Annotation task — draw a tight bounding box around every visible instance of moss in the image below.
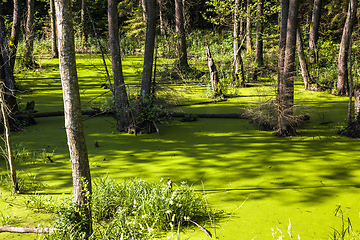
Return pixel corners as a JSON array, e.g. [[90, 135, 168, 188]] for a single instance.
[[1, 55, 360, 239]]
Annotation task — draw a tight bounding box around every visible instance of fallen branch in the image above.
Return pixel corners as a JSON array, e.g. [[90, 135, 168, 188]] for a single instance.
[[0, 226, 54, 234], [171, 112, 253, 119], [13, 109, 103, 119]]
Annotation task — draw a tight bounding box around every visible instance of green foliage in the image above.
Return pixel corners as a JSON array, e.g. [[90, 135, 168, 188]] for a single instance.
[[24, 192, 57, 213], [13, 143, 56, 164], [0, 171, 44, 193], [46, 177, 209, 240], [335, 118, 360, 139]]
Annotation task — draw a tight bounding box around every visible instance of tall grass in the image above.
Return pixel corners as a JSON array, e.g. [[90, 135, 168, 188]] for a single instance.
[[44, 177, 209, 240]]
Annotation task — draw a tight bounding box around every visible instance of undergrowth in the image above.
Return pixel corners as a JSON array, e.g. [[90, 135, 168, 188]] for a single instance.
[[42, 177, 209, 240]]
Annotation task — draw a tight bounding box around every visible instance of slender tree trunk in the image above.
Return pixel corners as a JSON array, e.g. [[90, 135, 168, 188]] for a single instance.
[[175, 0, 189, 71], [305, 0, 313, 41], [277, 0, 289, 97], [9, 0, 22, 71], [348, 38, 353, 125], [108, 0, 129, 131], [81, 0, 88, 46], [159, 0, 165, 36], [50, 0, 58, 58], [54, 0, 92, 237], [246, 0, 252, 53], [140, 0, 156, 98], [0, 83, 18, 194], [142, 0, 147, 22], [276, 0, 299, 137], [234, 0, 240, 72], [255, 0, 263, 66], [308, 0, 321, 63], [206, 44, 222, 97], [337, 0, 357, 96], [296, 25, 311, 90], [0, 2, 18, 112], [23, 0, 37, 68]]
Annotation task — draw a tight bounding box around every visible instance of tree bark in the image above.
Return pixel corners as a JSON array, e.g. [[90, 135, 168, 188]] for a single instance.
[[246, 0, 252, 53], [0, 226, 54, 233], [206, 44, 222, 97], [255, 0, 263, 66], [234, 0, 240, 74], [159, 0, 165, 36], [276, 0, 299, 137], [0, 84, 18, 194], [23, 0, 37, 68], [50, 0, 58, 58], [142, 0, 147, 22], [54, 0, 92, 237], [81, 0, 88, 45], [337, 0, 357, 96], [305, 0, 313, 41], [175, 0, 189, 71], [277, 0, 289, 97], [0, 2, 18, 112], [9, 0, 22, 71], [141, 0, 156, 98], [108, 0, 130, 131], [308, 0, 322, 63], [296, 25, 311, 90]]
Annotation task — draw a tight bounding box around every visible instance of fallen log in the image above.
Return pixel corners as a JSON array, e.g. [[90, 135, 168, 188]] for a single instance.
[[0, 226, 54, 234], [171, 112, 253, 119], [13, 110, 102, 119]]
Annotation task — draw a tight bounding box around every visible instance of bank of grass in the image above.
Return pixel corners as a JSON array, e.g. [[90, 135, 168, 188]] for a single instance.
[[0, 54, 360, 239]]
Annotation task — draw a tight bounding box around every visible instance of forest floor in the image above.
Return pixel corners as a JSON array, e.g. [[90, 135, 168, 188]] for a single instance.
[[0, 55, 360, 239]]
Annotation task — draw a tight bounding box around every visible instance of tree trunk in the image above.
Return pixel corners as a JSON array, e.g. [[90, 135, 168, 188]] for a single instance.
[[54, 0, 92, 237], [159, 0, 165, 36], [81, 0, 88, 46], [140, 0, 156, 98], [277, 0, 289, 97], [0, 84, 18, 194], [23, 0, 37, 68], [0, 226, 54, 233], [337, 0, 357, 96], [276, 0, 299, 137], [142, 0, 147, 22], [175, 0, 189, 71], [296, 25, 311, 90], [305, 0, 313, 41], [206, 44, 222, 97], [246, 0, 252, 53], [108, 0, 130, 131], [234, 0, 240, 75], [50, 0, 58, 58], [255, 0, 263, 66], [308, 0, 321, 63], [0, 2, 18, 112], [354, 88, 360, 116], [9, 0, 22, 71]]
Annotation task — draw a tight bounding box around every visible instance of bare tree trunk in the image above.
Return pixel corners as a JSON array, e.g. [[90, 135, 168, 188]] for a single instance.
[[337, 0, 357, 96], [81, 0, 88, 46], [246, 0, 252, 53], [276, 0, 299, 137], [108, 0, 129, 131], [9, 0, 22, 71], [348, 38, 353, 125], [50, 0, 58, 58], [175, 0, 189, 71], [234, 0, 240, 74], [206, 44, 222, 97], [255, 0, 263, 66], [23, 0, 37, 68], [54, 0, 92, 237], [159, 0, 165, 36], [141, 0, 156, 98], [277, 0, 289, 97], [305, 0, 313, 41], [142, 0, 147, 22], [0, 2, 18, 112], [308, 0, 322, 63], [0, 83, 18, 194], [296, 25, 311, 90]]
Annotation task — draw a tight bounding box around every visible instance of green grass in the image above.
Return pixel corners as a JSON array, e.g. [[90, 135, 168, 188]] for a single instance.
[[0, 54, 360, 239]]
